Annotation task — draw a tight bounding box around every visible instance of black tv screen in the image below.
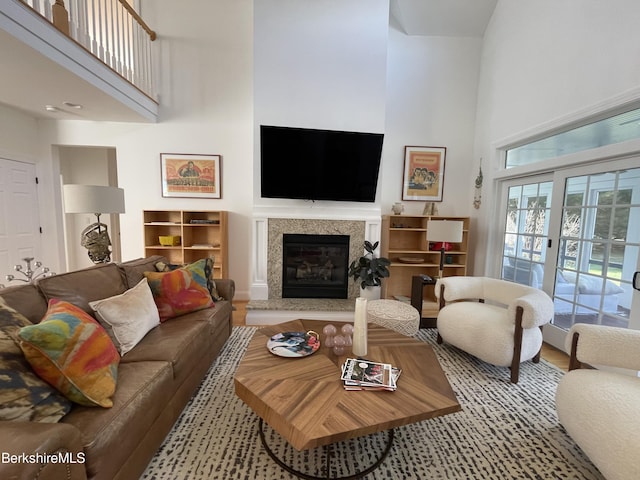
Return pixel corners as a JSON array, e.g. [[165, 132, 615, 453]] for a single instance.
[[260, 125, 384, 202]]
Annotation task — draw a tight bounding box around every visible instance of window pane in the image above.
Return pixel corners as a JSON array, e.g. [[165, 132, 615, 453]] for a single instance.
[[506, 107, 640, 168]]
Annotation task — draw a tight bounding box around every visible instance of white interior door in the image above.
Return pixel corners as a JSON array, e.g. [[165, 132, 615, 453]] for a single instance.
[[0, 158, 41, 285]]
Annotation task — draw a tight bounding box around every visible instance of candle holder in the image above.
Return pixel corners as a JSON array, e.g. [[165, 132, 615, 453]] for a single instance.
[[5, 257, 55, 284]]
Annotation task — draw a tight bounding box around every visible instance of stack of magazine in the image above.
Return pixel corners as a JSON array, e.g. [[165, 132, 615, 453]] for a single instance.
[[340, 358, 401, 391]]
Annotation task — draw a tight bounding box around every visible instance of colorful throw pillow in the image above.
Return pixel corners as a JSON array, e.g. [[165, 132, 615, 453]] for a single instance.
[[144, 267, 215, 322], [156, 257, 223, 301], [89, 278, 160, 355], [18, 299, 120, 408], [0, 299, 72, 422]]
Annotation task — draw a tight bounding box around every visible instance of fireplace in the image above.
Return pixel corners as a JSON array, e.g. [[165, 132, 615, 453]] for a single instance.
[[282, 234, 350, 299]]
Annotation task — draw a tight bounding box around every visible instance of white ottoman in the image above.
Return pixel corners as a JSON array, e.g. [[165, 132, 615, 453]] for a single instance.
[[367, 299, 420, 337]]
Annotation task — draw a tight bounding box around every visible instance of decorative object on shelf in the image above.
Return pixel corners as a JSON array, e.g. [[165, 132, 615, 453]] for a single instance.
[[159, 235, 181, 246], [391, 202, 404, 215], [160, 153, 222, 199], [426, 220, 464, 279], [473, 158, 483, 209], [352, 297, 368, 356], [402, 146, 446, 202], [5, 257, 55, 284], [63, 184, 125, 264], [422, 201, 439, 215], [398, 256, 424, 264], [348, 241, 391, 297]]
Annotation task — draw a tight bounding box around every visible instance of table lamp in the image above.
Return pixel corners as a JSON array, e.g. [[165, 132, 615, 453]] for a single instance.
[[63, 184, 125, 263], [426, 220, 463, 279]]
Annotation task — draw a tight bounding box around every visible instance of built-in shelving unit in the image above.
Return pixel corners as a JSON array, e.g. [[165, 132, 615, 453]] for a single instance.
[[381, 215, 470, 319], [143, 210, 228, 278]]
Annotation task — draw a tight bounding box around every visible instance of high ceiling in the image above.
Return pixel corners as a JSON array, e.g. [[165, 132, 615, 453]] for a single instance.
[[0, 0, 497, 123], [391, 0, 497, 37]]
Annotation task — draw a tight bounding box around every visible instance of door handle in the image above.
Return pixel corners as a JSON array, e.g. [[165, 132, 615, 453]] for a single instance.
[[634, 271, 640, 291]]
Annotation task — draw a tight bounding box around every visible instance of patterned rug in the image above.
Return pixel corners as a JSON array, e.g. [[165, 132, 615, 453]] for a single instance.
[[142, 327, 603, 480]]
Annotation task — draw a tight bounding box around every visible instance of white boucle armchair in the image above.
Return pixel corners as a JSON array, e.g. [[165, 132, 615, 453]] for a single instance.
[[435, 276, 554, 383], [556, 324, 640, 480]]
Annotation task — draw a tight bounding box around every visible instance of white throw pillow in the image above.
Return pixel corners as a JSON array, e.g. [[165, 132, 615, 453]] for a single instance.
[[89, 278, 160, 355]]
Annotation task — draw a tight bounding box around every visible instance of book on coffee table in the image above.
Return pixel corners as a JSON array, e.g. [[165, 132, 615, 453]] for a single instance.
[[341, 358, 400, 391]]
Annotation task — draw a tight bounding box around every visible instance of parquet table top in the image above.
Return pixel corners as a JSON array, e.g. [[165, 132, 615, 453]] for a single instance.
[[234, 319, 461, 451]]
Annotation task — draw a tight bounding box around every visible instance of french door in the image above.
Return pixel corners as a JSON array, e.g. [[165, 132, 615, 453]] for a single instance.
[[497, 160, 640, 350]]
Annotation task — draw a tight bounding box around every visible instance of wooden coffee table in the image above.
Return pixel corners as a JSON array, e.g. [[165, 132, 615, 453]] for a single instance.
[[234, 319, 461, 479]]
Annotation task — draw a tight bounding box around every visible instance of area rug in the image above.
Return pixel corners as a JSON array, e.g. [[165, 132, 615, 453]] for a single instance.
[[142, 327, 604, 479]]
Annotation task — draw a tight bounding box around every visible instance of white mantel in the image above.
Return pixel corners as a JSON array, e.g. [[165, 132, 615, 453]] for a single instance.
[[250, 204, 382, 300]]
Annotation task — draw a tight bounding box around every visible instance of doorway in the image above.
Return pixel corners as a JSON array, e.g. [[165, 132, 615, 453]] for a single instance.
[[58, 146, 122, 271]]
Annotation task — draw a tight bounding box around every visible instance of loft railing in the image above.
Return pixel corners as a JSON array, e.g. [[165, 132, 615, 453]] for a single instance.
[[21, 0, 157, 100]]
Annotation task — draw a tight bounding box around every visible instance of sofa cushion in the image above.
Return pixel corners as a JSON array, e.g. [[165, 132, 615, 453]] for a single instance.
[[89, 278, 160, 356], [37, 263, 128, 315], [144, 267, 214, 322], [156, 257, 224, 301], [18, 299, 120, 408], [120, 313, 213, 381], [61, 360, 174, 480], [118, 255, 167, 289], [0, 299, 72, 422], [0, 283, 49, 325]]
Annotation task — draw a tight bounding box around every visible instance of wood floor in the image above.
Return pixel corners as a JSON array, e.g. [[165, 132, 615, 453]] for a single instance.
[[232, 301, 570, 372]]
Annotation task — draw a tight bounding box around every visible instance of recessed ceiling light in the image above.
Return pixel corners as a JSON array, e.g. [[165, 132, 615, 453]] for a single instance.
[[62, 101, 83, 109], [45, 105, 60, 112]]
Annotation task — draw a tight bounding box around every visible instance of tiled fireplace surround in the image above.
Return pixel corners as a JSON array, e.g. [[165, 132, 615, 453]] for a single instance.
[[247, 211, 381, 325]]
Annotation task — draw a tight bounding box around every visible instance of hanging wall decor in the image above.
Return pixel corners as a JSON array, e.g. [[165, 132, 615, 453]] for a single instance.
[[473, 158, 483, 209], [402, 146, 446, 202]]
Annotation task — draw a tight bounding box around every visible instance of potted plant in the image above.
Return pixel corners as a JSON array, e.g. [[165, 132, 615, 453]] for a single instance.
[[348, 240, 391, 298]]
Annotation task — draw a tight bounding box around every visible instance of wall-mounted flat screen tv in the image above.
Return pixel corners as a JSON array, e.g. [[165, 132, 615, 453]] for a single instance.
[[260, 125, 384, 202]]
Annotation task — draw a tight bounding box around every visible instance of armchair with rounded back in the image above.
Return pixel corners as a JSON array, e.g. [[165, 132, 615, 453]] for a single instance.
[[556, 323, 640, 480], [435, 276, 554, 383]]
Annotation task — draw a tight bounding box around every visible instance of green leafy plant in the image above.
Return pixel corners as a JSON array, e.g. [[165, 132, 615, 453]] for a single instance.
[[348, 240, 391, 289]]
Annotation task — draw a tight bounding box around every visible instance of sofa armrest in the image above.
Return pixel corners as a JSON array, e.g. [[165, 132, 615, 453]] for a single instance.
[[215, 279, 235, 302], [0, 421, 86, 480], [566, 324, 640, 371]]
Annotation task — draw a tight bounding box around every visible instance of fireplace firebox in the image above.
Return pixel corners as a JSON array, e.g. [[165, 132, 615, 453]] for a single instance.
[[282, 234, 349, 299]]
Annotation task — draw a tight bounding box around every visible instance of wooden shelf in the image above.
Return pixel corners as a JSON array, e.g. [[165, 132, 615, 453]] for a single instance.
[[143, 210, 228, 278], [381, 215, 470, 322]]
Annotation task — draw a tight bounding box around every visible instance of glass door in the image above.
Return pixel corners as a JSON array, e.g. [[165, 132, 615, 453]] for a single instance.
[[498, 163, 640, 350], [553, 168, 640, 331], [500, 179, 553, 291]]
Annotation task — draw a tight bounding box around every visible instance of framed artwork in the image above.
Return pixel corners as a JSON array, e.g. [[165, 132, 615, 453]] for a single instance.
[[160, 153, 221, 198], [402, 146, 446, 202]]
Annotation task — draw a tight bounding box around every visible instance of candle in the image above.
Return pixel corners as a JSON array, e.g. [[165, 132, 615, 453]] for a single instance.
[[352, 297, 368, 356]]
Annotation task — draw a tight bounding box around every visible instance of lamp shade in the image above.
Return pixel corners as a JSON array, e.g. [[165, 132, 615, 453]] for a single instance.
[[426, 220, 463, 243], [63, 185, 125, 214]]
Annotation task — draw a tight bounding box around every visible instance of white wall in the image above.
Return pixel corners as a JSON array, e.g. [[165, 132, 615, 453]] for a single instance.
[[472, 0, 640, 276], [38, 0, 255, 297], [383, 19, 482, 218], [2, 0, 486, 297], [253, 0, 389, 212]]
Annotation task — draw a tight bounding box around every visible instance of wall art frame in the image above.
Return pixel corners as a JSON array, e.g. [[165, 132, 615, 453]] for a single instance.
[[402, 146, 446, 202], [160, 153, 222, 199]]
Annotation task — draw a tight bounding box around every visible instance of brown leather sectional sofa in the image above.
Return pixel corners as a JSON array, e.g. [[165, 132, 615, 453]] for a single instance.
[[0, 256, 234, 480]]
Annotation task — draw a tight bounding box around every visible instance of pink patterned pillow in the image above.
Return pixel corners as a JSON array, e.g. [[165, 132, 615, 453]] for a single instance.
[[18, 299, 120, 408], [144, 268, 214, 322]]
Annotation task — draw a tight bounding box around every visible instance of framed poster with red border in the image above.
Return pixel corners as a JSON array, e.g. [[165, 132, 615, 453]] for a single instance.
[[402, 146, 446, 202], [160, 153, 221, 199]]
